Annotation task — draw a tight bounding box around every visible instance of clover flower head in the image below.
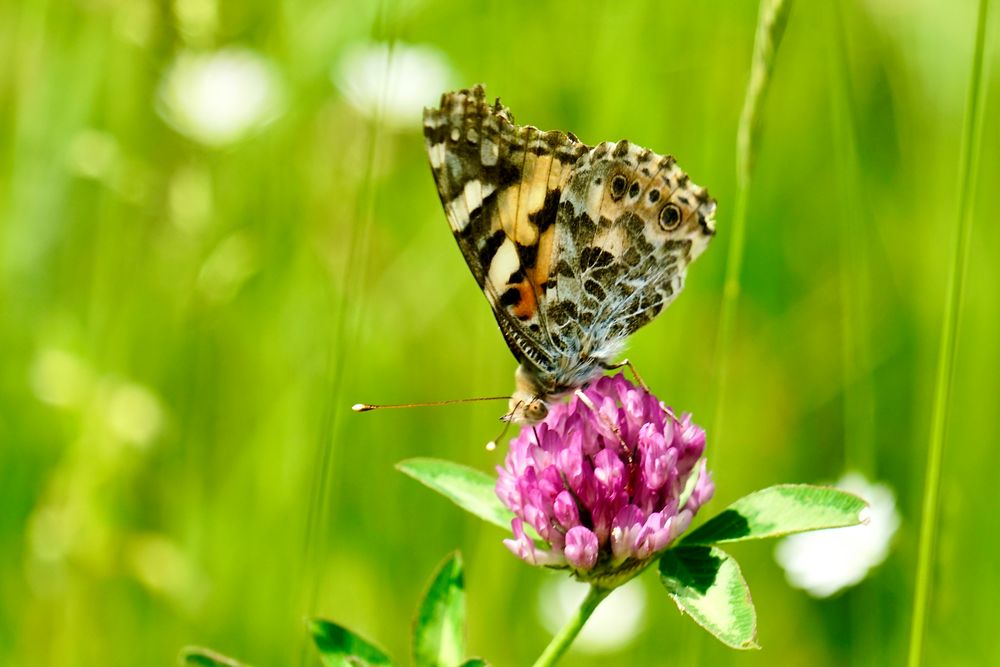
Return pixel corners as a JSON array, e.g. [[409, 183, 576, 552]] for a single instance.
[[496, 374, 714, 586]]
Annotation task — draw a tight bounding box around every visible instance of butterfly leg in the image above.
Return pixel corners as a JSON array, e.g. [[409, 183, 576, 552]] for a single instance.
[[603, 358, 648, 390], [603, 359, 676, 424], [574, 389, 633, 462]]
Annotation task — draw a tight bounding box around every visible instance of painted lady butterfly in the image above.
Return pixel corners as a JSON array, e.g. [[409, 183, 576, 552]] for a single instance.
[[423, 85, 716, 424]]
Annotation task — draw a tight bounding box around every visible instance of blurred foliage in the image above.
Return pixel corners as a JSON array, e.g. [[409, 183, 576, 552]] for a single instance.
[[1, 0, 998, 665]]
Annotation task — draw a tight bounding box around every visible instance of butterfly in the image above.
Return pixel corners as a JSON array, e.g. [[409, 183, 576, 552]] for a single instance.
[[423, 85, 716, 424]]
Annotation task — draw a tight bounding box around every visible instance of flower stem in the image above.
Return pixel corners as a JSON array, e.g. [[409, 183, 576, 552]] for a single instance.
[[531, 585, 610, 667], [907, 0, 990, 665]]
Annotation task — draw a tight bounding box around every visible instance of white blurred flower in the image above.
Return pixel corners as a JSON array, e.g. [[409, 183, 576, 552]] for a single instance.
[[775, 472, 900, 598], [334, 41, 452, 128], [537, 576, 645, 653], [157, 48, 284, 147]]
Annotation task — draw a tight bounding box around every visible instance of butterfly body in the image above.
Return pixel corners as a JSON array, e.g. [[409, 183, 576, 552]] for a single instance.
[[424, 86, 716, 423]]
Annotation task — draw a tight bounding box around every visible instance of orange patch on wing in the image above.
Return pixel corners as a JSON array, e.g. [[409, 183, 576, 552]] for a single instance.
[[511, 281, 538, 320], [530, 226, 555, 287]]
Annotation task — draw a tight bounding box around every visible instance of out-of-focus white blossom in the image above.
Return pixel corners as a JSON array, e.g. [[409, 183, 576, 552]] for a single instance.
[[157, 48, 284, 147], [537, 576, 646, 653], [775, 472, 900, 598], [333, 41, 452, 128]]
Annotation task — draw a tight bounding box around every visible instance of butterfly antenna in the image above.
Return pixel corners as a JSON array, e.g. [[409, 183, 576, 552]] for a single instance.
[[352, 396, 509, 412]]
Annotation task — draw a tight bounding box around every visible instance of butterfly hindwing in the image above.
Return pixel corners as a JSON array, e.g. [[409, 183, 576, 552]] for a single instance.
[[533, 139, 716, 388]]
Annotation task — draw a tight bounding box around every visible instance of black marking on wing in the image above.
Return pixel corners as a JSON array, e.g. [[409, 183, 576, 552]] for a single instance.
[[530, 188, 560, 232], [423, 85, 588, 375]]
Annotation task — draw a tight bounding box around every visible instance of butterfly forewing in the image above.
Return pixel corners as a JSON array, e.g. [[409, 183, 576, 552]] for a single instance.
[[423, 87, 586, 373]]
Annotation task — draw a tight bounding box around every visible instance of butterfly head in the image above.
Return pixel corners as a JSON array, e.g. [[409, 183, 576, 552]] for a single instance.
[[506, 364, 550, 424], [507, 392, 549, 424]]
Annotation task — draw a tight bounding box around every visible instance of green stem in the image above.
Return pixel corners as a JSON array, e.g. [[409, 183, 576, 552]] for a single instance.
[[828, 2, 877, 478], [696, 8, 792, 662], [710, 0, 791, 458], [531, 586, 610, 667], [907, 1, 990, 665]]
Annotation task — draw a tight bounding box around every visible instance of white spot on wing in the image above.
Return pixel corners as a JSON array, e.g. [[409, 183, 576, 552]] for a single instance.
[[481, 138, 498, 166], [446, 180, 496, 233], [460, 180, 495, 231], [428, 142, 445, 168], [446, 196, 470, 232], [487, 237, 520, 288], [593, 226, 625, 257]]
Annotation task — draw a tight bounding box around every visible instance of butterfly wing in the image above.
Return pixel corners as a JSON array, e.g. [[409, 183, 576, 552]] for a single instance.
[[541, 140, 717, 383], [424, 87, 717, 398], [423, 86, 588, 374]]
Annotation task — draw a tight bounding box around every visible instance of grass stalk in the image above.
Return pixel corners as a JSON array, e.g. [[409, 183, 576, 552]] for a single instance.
[[710, 0, 792, 457], [297, 4, 396, 665], [907, 1, 991, 664], [692, 3, 791, 662], [827, 5, 881, 664], [828, 4, 877, 478]]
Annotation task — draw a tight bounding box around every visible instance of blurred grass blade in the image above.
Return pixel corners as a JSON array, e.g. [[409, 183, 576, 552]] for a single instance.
[[310, 619, 393, 667], [681, 484, 867, 545], [659, 546, 759, 650], [711, 0, 792, 457], [397, 458, 513, 530], [180, 647, 249, 667], [413, 553, 466, 667], [829, 1, 878, 477], [908, 1, 992, 665]]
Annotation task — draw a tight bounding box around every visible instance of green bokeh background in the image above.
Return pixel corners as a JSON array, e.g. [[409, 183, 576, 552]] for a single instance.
[[2, 0, 998, 665]]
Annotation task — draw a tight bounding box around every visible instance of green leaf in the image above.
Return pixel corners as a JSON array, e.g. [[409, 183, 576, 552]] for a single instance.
[[179, 647, 248, 667], [682, 484, 868, 545], [459, 660, 488, 667], [396, 458, 512, 531], [413, 553, 466, 667], [659, 546, 758, 650], [310, 619, 393, 667]]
